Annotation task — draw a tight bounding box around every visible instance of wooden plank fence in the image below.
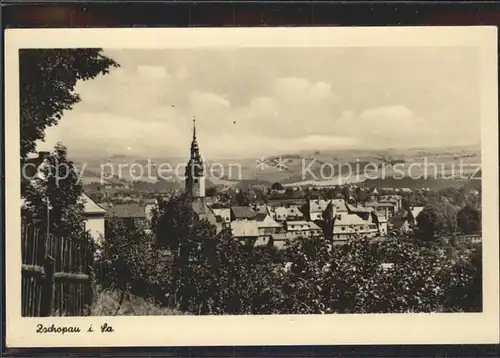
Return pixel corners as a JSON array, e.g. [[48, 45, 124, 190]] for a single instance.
[[21, 223, 95, 317]]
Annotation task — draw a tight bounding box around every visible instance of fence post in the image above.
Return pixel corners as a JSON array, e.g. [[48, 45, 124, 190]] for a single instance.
[[40, 255, 55, 317], [88, 265, 96, 310]]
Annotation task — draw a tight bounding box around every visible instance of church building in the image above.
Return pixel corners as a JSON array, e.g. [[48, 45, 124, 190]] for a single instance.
[[184, 118, 220, 229]]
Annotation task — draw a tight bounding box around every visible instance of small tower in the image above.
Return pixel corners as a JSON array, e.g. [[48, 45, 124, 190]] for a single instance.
[[322, 200, 337, 243], [185, 117, 206, 198]]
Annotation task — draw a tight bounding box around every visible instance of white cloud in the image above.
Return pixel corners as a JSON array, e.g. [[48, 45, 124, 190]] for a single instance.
[[230, 77, 341, 139], [39, 76, 439, 157], [75, 66, 173, 120], [273, 77, 339, 106], [361, 104, 413, 120], [357, 105, 418, 138], [335, 105, 441, 147], [176, 66, 190, 80], [136, 65, 168, 79], [40, 112, 187, 157], [189, 91, 231, 112], [37, 47, 480, 159]]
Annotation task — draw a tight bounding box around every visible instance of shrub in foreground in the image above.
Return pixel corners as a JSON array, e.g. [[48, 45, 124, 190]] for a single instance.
[[91, 289, 183, 316]]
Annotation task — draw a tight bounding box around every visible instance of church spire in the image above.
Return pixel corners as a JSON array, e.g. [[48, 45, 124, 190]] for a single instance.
[[192, 116, 197, 141], [190, 116, 199, 157]]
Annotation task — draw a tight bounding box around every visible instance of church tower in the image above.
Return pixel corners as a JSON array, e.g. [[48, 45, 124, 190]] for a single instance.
[[185, 117, 205, 198]]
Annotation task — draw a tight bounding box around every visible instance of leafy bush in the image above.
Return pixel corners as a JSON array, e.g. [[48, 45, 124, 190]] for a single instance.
[[175, 230, 284, 315], [94, 217, 173, 312]]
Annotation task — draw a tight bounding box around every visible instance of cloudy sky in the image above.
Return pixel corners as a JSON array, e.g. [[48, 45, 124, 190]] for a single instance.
[[39, 47, 481, 159]]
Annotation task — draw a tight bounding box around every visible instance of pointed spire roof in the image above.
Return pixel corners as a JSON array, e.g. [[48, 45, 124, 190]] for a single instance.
[[190, 116, 200, 156], [192, 116, 197, 140]]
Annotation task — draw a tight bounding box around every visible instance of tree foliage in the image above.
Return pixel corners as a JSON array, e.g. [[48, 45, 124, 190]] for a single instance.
[[19, 49, 119, 160], [271, 182, 284, 191], [235, 191, 250, 206], [151, 193, 216, 251], [175, 230, 283, 314], [401, 197, 411, 211], [205, 187, 218, 197], [354, 187, 368, 203], [457, 205, 481, 234], [416, 202, 458, 239], [98, 220, 482, 315], [95, 217, 171, 310], [21, 143, 87, 239], [95, 191, 482, 315], [173, 236, 482, 315]]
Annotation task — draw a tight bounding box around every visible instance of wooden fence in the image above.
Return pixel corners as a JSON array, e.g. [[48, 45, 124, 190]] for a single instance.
[[21, 223, 95, 317]]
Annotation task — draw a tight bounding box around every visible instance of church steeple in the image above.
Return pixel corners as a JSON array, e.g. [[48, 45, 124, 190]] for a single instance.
[[185, 116, 205, 198], [193, 117, 196, 140], [190, 117, 200, 158]]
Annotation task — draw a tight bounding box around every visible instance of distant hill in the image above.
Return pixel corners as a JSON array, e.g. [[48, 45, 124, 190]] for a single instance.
[[279, 146, 481, 187], [73, 145, 481, 187], [363, 178, 473, 191]]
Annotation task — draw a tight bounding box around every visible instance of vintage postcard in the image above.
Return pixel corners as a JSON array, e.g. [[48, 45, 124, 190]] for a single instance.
[[4, 27, 499, 348]]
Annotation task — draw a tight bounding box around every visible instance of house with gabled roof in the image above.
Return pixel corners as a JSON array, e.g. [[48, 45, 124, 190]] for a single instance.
[[409, 205, 425, 226], [210, 206, 231, 226], [364, 202, 397, 219], [308, 221, 323, 237], [231, 220, 260, 244], [100, 203, 147, 228], [331, 212, 378, 241], [368, 187, 379, 201], [284, 220, 313, 239], [285, 205, 305, 221], [379, 195, 403, 212], [80, 192, 107, 244], [230, 206, 257, 221], [307, 198, 348, 221], [373, 213, 388, 236], [255, 213, 283, 236], [270, 206, 289, 222], [346, 202, 374, 221]]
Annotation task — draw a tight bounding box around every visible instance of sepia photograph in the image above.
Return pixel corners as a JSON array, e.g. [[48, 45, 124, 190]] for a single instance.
[[4, 27, 499, 347]]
